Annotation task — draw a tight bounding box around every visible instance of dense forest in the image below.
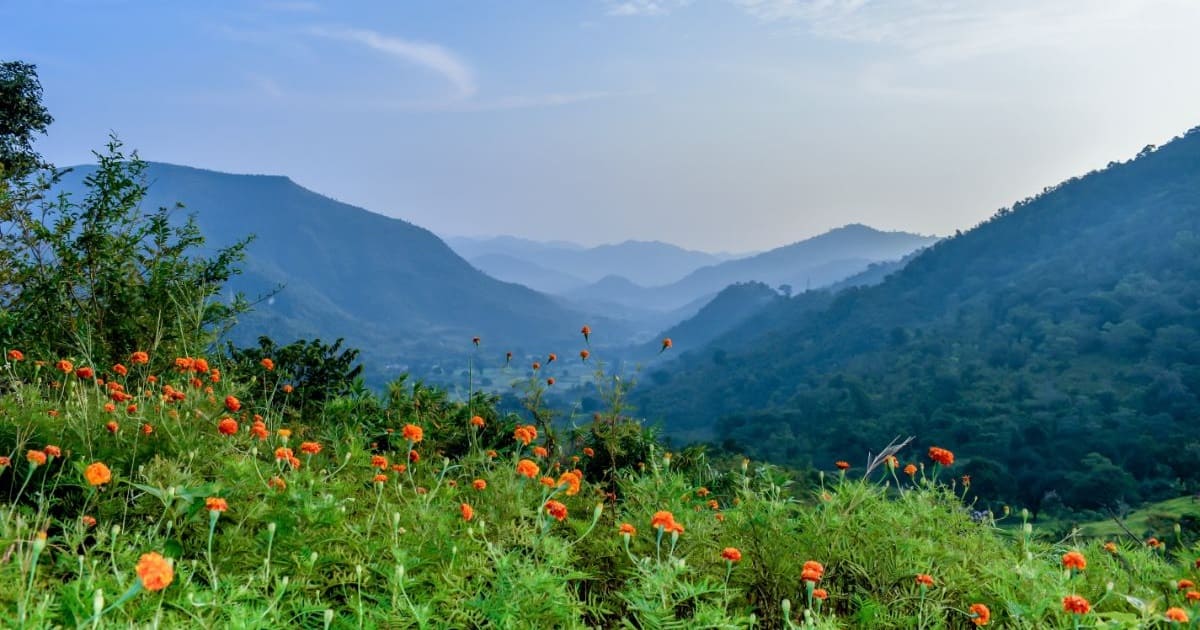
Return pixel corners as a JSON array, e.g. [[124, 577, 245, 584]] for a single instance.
[[638, 130, 1200, 520]]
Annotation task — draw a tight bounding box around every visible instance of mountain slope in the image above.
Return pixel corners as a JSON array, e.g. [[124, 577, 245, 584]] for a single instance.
[[58, 163, 601, 364], [467, 253, 588, 294], [636, 128, 1200, 514]]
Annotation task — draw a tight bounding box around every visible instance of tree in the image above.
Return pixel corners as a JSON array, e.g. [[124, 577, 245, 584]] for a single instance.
[[0, 61, 53, 179], [0, 61, 251, 368]]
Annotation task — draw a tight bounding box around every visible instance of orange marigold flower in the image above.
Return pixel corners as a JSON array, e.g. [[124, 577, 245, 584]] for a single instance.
[[402, 423, 424, 443], [473, 479, 487, 491], [537, 476, 554, 488], [583, 447, 595, 457], [224, 395, 241, 412], [619, 523, 636, 536], [813, 588, 829, 601], [130, 351, 149, 365], [7, 349, 24, 361], [1179, 579, 1195, 590], [547, 353, 557, 363], [125, 404, 137, 414], [651, 510, 676, 531], [715, 513, 725, 522], [173, 357, 194, 371], [55, 359, 73, 373], [82, 515, 97, 528], [268, 476, 287, 491], [514, 425, 538, 446], [141, 423, 154, 435], [801, 560, 825, 583], [136, 552, 174, 591], [300, 441, 321, 455], [1166, 608, 1190, 623], [277, 428, 291, 439], [884, 455, 898, 468], [1186, 591, 1200, 602], [112, 363, 128, 376], [721, 547, 742, 562], [205, 497, 228, 512], [486, 449, 498, 459], [558, 471, 581, 496], [282, 384, 294, 394], [533, 446, 548, 458], [470, 415, 485, 427], [516, 459, 540, 479], [370, 455, 388, 469], [835, 460, 850, 470], [1103, 542, 1117, 554], [192, 358, 209, 373], [580, 349, 590, 361], [544, 500, 568, 521], [217, 418, 238, 436], [0, 456, 9, 468], [45, 445, 62, 458], [275, 447, 295, 462], [84, 462, 112, 486], [260, 358, 275, 371], [1147, 537, 1162, 548], [904, 464, 917, 476], [209, 369, 220, 383], [928, 446, 954, 466], [76, 366, 94, 380], [104, 402, 116, 413], [105, 420, 119, 433], [251, 421, 269, 440], [915, 574, 934, 588], [969, 603, 991, 626], [373, 473, 388, 484], [1061, 550, 1086, 571], [460, 503, 474, 521], [408, 449, 419, 463], [1062, 594, 1090, 615]]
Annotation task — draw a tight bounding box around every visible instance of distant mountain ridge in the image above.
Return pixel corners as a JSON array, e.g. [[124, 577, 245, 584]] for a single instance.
[[566, 224, 939, 311], [447, 235, 730, 288]]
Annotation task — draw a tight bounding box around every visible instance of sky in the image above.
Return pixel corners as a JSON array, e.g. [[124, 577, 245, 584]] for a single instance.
[[4, 0, 1200, 252]]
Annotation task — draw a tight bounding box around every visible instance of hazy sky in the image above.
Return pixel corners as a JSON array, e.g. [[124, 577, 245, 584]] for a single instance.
[[5, 0, 1200, 251]]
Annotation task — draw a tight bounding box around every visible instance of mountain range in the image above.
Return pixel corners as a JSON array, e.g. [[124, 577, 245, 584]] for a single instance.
[[56, 164, 619, 381]]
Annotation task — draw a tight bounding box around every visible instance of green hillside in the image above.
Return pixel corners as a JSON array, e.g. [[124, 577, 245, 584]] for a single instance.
[[637, 129, 1200, 518]]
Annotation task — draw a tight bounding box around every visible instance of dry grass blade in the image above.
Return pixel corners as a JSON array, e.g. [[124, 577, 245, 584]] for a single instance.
[[864, 435, 914, 476]]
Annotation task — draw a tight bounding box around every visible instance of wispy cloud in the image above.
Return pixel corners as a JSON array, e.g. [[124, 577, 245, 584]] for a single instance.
[[727, 1, 1192, 63], [308, 26, 476, 98], [606, 0, 691, 16]]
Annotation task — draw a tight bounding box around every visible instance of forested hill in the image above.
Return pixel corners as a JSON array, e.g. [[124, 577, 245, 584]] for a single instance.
[[637, 128, 1200, 516]]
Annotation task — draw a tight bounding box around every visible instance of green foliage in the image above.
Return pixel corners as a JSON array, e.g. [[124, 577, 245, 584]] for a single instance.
[[0, 60, 53, 179], [1, 138, 251, 369], [227, 335, 363, 417]]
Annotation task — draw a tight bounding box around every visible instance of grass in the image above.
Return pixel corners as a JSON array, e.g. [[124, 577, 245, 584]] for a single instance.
[[1, 350, 1199, 628]]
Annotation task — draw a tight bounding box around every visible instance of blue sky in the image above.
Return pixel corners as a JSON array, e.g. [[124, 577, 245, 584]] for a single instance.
[[4, 0, 1200, 251]]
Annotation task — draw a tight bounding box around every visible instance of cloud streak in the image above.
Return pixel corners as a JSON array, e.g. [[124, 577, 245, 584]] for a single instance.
[[606, 0, 692, 16], [308, 26, 476, 98]]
